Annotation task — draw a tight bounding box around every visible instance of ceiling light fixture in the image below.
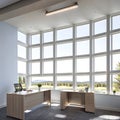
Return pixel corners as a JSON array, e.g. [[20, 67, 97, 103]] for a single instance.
[[45, 2, 78, 16]]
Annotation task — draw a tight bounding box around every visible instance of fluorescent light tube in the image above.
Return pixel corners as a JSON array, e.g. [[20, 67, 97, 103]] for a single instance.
[[46, 2, 78, 16]]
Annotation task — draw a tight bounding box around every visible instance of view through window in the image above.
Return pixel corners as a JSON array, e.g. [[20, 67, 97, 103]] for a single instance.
[[18, 14, 120, 95]]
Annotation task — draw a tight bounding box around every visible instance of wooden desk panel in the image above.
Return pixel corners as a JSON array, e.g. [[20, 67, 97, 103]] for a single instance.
[[60, 92, 68, 109], [24, 92, 44, 110], [68, 92, 85, 105], [85, 93, 95, 112]]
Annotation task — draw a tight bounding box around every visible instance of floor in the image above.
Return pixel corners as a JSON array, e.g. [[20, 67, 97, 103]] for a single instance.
[[0, 104, 120, 120]]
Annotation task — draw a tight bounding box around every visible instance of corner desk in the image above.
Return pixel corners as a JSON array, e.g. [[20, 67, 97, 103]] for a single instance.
[[60, 91, 95, 113], [7, 90, 51, 120]]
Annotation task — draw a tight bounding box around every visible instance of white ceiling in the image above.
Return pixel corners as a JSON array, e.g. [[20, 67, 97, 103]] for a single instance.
[[2, 0, 120, 34]]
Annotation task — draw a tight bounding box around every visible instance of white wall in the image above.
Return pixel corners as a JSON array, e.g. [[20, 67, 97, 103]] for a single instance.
[[95, 94, 120, 112], [0, 22, 17, 108]]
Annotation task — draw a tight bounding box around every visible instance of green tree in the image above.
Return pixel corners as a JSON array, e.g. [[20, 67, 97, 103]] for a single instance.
[[23, 77, 25, 84], [19, 76, 22, 84], [114, 62, 120, 91]]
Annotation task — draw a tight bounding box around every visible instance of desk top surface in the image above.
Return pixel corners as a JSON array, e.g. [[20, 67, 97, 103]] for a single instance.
[[7, 89, 50, 96]]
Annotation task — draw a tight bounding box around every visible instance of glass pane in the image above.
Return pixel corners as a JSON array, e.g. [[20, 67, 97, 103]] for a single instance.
[[31, 76, 53, 89], [18, 31, 26, 43], [31, 34, 40, 45], [112, 54, 120, 70], [94, 56, 106, 72], [112, 74, 120, 94], [57, 27, 73, 41], [95, 19, 106, 34], [57, 75, 73, 90], [32, 62, 40, 74], [112, 15, 120, 30], [112, 33, 120, 50], [57, 43, 72, 57], [43, 61, 53, 74], [76, 24, 89, 38], [18, 45, 26, 59], [43, 31, 53, 43], [32, 47, 40, 59], [76, 40, 89, 55], [94, 74, 107, 94], [94, 37, 106, 53], [76, 75, 89, 91], [76, 58, 89, 72], [43, 45, 53, 58], [57, 59, 72, 73], [18, 61, 26, 74]]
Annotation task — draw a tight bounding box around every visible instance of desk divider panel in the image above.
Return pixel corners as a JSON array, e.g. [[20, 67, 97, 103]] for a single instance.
[[68, 92, 85, 106]]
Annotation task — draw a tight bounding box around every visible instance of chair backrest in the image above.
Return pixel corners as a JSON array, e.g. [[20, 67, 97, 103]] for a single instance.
[[14, 83, 22, 92]]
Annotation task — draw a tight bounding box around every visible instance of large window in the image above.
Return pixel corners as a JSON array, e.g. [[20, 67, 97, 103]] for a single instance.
[[57, 42, 72, 57], [31, 34, 40, 45], [76, 24, 89, 38], [112, 33, 120, 50], [18, 31, 26, 44], [57, 75, 73, 90], [43, 31, 53, 43], [43, 61, 53, 74], [18, 61, 26, 74], [26, 14, 120, 95], [57, 27, 73, 41], [94, 36, 106, 53], [94, 74, 107, 94], [94, 19, 106, 34], [18, 45, 26, 59], [94, 56, 106, 72], [32, 47, 40, 60], [57, 59, 72, 73], [76, 75, 90, 91], [43, 45, 53, 58], [31, 62, 40, 74], [112, 15, 120, 30], [76, 40, 89, 55], [76, 58, 89, 73], [31, 76, 53, 89]]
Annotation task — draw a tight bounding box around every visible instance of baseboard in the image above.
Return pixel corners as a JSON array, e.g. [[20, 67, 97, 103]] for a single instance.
[[0, 104, 6, 108], [96, 106, 120, 112]]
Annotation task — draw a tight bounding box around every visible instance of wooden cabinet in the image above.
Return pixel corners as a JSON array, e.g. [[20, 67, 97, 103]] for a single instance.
[[60, 91, 95, 113]]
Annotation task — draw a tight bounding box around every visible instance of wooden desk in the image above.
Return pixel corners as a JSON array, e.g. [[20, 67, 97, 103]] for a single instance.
[[60, 91, 95, 113], [7, 90, 51, 120]]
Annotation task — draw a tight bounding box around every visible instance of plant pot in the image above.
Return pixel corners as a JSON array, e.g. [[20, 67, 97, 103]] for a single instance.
[[38, 87, 41, 91]]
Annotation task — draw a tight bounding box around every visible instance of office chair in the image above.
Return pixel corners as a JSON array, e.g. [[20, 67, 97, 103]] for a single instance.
[[14, 83, 26, 92]]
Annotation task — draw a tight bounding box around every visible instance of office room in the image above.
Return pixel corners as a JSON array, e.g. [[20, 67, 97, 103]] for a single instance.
[[0, 0, 120, 120]]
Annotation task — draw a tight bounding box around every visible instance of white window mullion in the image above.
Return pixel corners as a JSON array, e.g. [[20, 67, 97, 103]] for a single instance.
[[26, 34, 31, 89], [90, 20, 94, 92], [53, 28, 57, 90], [40, 31, 43, 75], [107, 15, 111, 94], [73, 24, 76, 91]]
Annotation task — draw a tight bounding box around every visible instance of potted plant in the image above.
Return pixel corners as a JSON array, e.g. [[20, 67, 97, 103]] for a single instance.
[[37, 83, 42, 91], [113, 90, 116, 95], [85, 86, 89, 92]]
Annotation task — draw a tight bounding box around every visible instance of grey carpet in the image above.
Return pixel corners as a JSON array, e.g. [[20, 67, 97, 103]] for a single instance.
[[0, 104, 120, 120]]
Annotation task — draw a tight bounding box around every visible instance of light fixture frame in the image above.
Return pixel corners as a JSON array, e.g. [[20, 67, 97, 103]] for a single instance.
[[45, 2, 78, 16]]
